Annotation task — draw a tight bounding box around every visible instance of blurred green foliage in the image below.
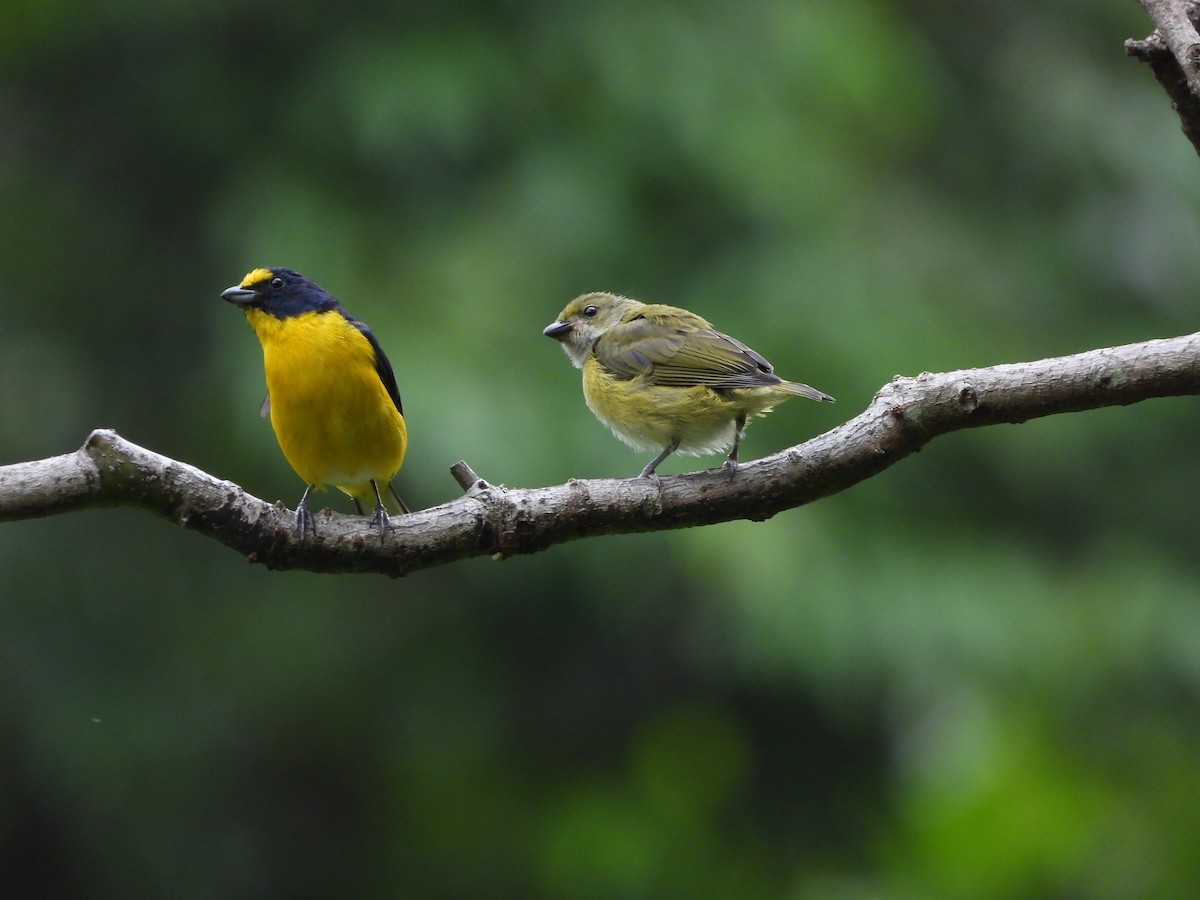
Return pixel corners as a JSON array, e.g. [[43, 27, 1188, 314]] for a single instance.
[[1, 1, 1198, 897]]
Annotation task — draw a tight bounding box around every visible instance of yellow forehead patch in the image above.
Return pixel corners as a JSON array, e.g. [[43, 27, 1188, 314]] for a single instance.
[[240, 267, 274, 288]]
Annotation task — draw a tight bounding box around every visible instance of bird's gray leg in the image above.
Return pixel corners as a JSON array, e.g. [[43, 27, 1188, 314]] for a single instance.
[[640, 439, 681, 479], [295, 485, 316, 539], [388, 482, 410, 514], [723, 414, 748, 469], [368, 479, 390, 542]]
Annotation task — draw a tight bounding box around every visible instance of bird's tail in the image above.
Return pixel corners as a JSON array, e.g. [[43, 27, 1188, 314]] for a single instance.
[[783, 381, 836, 403], [340, 480, 408, 514]]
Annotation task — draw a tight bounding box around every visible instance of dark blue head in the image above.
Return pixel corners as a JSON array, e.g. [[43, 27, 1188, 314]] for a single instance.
[[221, 267, 340, 319]]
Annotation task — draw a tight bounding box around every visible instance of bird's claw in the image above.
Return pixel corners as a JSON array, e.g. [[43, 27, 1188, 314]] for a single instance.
[[369, 503, 390, 542], [295, 503, 315, 540]]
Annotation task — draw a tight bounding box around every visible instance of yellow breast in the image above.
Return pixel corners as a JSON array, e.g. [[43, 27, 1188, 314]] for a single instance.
[[245, 309, 407, 499], [581, 359, 734, 455], [581, 356, 798, 456]]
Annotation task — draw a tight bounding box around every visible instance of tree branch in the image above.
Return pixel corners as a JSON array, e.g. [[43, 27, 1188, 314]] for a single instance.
[[1128, 0, 1200, 155], [1, 332, 1197, 576]]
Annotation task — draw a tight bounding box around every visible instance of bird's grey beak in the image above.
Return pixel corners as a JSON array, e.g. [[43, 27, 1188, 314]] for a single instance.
[[543, 321, 572, 339], [221, 285, 256, 306]]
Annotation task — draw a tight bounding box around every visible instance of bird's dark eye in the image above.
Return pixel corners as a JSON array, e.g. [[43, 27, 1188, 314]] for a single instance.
[[270, 276, 284, 289], [583, 305, 598, 318]]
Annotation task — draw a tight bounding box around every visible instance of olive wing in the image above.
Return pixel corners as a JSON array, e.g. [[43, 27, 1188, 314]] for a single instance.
[[592, 313, 785, 389]]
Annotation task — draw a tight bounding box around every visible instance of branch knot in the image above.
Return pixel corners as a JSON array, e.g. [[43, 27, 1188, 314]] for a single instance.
[[955, 382, 980, 413]]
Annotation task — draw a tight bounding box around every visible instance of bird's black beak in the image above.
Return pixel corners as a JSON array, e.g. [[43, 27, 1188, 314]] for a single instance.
[[221, 285, 257, 306], [543, 321, 572, 340]]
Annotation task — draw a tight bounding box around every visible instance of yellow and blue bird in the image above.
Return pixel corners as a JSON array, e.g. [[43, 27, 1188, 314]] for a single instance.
[[222, 267, 408, 539]]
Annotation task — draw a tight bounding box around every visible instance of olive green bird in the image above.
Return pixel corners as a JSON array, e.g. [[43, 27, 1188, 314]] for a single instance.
[[543, 292, 835, 477]]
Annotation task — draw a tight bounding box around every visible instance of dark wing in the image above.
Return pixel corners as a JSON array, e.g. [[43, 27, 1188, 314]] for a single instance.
[[593, 313, 784, 390], [345, 312, 404, 415]]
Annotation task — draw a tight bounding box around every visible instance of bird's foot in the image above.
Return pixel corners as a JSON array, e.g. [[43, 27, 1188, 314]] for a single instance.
[[295, 501, 315, 540], [638, 468, 662, 483], [293, 486, 317, 540], [639, 440, 680, 480], [369, 503, 390, 543]]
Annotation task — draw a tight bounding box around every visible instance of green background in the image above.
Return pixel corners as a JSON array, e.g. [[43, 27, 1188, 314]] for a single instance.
[[2, 1, 1198, 896]]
